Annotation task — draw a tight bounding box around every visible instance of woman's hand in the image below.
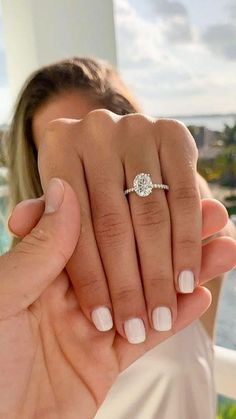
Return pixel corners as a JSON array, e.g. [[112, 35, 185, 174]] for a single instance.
[[34, 111, 236, 342], [4, 178, 234, 418]]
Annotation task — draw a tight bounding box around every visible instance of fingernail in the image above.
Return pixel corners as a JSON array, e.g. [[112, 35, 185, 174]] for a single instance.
[[45, 178, 65, 214], [178, 270, 195, 293], [124, 318, 146, 344], [152, 306, 172, 331], [91, 307, 113, 332]]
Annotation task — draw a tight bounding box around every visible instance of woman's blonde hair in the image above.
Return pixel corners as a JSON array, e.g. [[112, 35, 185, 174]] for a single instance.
[[6, 56, 141, 243]]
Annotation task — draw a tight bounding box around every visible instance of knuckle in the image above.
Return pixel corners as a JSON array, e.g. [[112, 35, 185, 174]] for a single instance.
[[43, 119, 80, 147], [120, 112, 149, 126], [173, 185, 199, 207], [44, 118, 71, 139], [95, 212, 129, 247], [119, 113, 152, 139], [157, 118, 188, 135], [134, 200, 169, 230], [177, 236, 199, 249], [146, 273, 171, 290], [156, 118, 186, 135], [113, 286, 138, 304], [82, 109, 117, 150], [16, 227, 68, 266], [78, 276, 104, 295], [45, 118, 66, 134], [20, 227, 52, 254], [85, 108, 117, 127], [40, 120, 70, 155], [157, 118, 198, 158]]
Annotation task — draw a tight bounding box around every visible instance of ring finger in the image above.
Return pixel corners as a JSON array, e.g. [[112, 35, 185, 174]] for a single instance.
[[82, 138, 150, 344], [124, 126, 176, 332]]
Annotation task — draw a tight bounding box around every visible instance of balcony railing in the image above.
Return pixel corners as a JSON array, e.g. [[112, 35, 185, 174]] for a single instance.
[[215, 345, 236, 400]]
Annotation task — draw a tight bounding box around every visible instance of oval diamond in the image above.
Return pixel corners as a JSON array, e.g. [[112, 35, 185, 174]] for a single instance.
[[133, 173, 153, 197]]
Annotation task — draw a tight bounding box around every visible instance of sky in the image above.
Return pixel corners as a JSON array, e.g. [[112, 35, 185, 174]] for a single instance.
[[0, 0, 236, 123], [114, 0, 236, 116]]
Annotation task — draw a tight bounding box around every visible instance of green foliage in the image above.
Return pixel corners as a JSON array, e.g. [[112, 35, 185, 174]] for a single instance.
[[197, 122, 236, 188], [225, 195, 236, 202], [197, 158, 223, 182], [227, 206, 236, 216], [222, 122, 236, 147], [216, 145, 236, 187], [217, 402, 236, 419]]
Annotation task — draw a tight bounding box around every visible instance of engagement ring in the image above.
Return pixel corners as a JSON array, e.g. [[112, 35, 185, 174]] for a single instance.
[[124, 173, 169, 197]]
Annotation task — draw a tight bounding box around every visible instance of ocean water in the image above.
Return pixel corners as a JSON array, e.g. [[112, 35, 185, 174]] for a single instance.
[[173, 114, 236, 131]]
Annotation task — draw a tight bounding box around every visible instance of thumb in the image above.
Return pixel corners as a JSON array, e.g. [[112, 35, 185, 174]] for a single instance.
[[0, 178, 80, 320]]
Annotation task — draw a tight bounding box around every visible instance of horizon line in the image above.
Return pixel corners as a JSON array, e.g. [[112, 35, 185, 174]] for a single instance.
[[1, 112, 236, 128], [159, 112, 236, 119]]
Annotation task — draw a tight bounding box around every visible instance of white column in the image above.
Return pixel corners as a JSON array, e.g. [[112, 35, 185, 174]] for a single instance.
[[1, 0, 117, 102]]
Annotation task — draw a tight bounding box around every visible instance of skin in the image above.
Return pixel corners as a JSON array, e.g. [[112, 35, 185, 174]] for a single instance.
[[2, 90, 235, 418], [32, 90, 235, 339], [34, 94, 202, 342], [3, 178, 236, 419]]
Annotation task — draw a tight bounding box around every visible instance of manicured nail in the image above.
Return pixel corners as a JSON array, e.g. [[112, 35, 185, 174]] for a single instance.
[[152, 306, 172, 331], [178, 270, 195, 293], [124, 318, 146, 344], [91, 307, 113, 332], [45, 178, 65, 214]]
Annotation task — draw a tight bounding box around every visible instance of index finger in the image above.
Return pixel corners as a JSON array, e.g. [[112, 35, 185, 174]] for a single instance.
[[38, 118, 114, 331]]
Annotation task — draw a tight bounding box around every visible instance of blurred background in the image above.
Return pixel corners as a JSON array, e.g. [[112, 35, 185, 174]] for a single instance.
[[0, 1, 235, 417]]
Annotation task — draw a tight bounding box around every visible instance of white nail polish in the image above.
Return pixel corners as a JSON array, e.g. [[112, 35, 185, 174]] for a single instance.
[[124, 318, 146, 344], [152, 307, 172, 331], [178, 270, 195, 293], [91, 307, 113, 332]]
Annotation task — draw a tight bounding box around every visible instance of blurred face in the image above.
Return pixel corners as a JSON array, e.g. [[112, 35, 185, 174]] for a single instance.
[[32, 90, 100, 147]]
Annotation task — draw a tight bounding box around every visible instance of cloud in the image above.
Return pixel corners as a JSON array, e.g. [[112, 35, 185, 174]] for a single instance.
[[164, 16, 194, 43], [203, 23, 236, 60], [115, 0, 203, 112], [151, 0, 188, 18], [201, 0, 236, 61], [115, 0, 165, 67], [229, 0, 236, 18], [114, 0, 236, 115], [140, 0, 194, 44]]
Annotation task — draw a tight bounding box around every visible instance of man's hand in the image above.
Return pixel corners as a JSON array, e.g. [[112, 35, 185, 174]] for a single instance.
[[3, 178, 230, 419]]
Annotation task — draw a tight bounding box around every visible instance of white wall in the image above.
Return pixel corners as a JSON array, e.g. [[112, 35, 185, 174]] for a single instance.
[[1, 0, 117, 102]]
